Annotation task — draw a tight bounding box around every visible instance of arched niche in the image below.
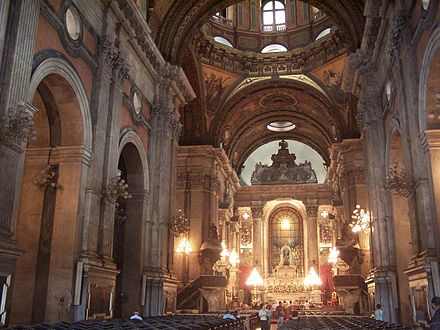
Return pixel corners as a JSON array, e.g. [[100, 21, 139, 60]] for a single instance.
[[11, 59, 91, 325], [262, 199, 308, 276], [385, 120, 414, 325], [113, 131, 149, 318]]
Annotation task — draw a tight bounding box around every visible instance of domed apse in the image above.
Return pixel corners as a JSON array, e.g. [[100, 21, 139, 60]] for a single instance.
[[240, 140, 326, 185]]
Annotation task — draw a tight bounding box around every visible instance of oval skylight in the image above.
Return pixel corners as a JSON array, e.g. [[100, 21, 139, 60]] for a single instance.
[[261, 44, 288, 53], [267, 121, 296, 132], [214, 36, 233, 48]]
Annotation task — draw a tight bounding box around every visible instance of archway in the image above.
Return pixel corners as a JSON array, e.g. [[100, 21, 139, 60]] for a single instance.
[[113, 136, 147, 318], [386, 126, 413, 325], [268, 207, 305, 276], [11, 69, 90, 325]]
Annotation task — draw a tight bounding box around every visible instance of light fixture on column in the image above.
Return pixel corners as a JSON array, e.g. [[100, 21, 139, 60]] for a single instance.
[[320, 210, 335, 219], [246, 268, 263, 306], [229, 250, 240, 265], [350, 204, 370, 233], [105, 171, 132, 207], [386, 161, 413, 197], [304, 267, 322, 286], [242, 212, 250, 220], [327, 247, 340, 264], [176, 237, 192, 286], [221, 241, 229, 258], [169, 209, 190, 237]]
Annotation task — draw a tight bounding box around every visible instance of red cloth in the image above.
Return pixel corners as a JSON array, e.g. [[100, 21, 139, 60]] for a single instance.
[[320, 264, 334, 292], [239, 266, 253, 289]]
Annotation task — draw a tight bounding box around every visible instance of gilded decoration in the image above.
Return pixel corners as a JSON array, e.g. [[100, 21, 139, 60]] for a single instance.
[[251, 140, 317, 185]]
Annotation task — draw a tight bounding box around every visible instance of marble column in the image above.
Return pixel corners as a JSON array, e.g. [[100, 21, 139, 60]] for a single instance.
[[359, 77, 399, 322], [0, 1, 40, 325], [305, 203, 319, 272], [81, 37, 119, 258], [251, 205, 263, 271]]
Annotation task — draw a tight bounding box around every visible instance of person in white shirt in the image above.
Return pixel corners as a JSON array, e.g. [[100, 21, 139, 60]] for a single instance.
[[258, 303, 268, 330], [374, 304, 384, 321], [130, 311, 142, 320]]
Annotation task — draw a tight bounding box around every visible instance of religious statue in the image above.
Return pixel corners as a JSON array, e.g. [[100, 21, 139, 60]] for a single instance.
[[283, 247, 290, 266]]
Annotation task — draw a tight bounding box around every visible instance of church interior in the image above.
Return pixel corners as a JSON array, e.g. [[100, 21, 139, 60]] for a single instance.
[[1, 0, 440, 329]]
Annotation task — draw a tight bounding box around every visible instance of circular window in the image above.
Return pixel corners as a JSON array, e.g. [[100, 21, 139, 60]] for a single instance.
[[133, 92, 142, 115], [267, 121, 296, 132], [422, 0, 430, 10], [65, 7, 81, 40]]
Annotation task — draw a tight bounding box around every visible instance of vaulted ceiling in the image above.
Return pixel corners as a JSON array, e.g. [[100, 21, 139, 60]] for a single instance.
[[156, 0, 365, 63]]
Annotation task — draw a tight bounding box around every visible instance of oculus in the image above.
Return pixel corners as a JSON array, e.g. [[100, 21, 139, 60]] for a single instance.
[[267, 121, 296, 132], [65, 7, 81, 40]]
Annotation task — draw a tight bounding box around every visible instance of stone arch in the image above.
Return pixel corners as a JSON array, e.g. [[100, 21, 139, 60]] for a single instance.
[[112, 129, 149, 318], [418, 24, 440, 132], [10, 57, 92, 325], [118, 129, 149, 193], [28, 57, 92, 149], [384, 119, 414, 325], [262, 199, 308, 274]]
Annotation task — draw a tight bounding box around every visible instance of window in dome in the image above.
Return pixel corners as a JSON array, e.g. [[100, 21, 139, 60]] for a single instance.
[[262, 0, 286, 32], [214, 36, 234, 48], [422, 0, 430, 10], [261, 44, 288, 53], [315, 28, 331, 41]]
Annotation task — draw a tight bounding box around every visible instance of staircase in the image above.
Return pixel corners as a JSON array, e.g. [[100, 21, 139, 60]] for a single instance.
[[176, 275, 227, 310]]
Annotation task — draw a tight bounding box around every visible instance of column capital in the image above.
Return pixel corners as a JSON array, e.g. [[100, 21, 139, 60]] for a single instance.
[[250, 205, 263, 219], [305, 204, 319, 217]]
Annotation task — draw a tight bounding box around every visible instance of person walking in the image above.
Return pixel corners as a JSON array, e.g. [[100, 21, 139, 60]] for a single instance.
[[266, 303, 273, 329], [374, 304, 383, 321], [431, 296, 440, 330], [275, 301, 285, 329], [258, 303, 268, 330]]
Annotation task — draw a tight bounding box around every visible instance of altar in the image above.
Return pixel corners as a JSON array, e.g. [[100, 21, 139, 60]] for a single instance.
[[261, 245, 320, 304]]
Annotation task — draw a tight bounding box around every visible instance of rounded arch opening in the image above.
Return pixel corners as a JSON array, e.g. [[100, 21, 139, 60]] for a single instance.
[[386, 125, 415, 325], [240, 140, 326, 186], [113, 140, 147, 318], [12, 69, 90, 324]]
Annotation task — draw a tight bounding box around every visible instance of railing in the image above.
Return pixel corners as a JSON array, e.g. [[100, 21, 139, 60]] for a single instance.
[[262, 24, 286, 32], [177, 275, 228, 309], [211, 15, 233, 27]]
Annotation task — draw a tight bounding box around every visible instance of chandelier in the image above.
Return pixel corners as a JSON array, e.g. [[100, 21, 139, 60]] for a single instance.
[[304, 267, 322, 286], [386, 162, 413, 197], [327, 247, 340, 264], [246, 268, 263, 286], [176, 237, 192, 254], [350, 204, 370, 233], [105, 172, 131, 207], [169, 209, 190, 237], [34, 165, 61, 191]]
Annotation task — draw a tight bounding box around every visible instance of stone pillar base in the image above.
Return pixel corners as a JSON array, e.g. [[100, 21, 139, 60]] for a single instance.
[[142, 269, 178, 317], [404, 250, 440, 326], [72, 257, 118, 322], [0, 237, 22, 326]]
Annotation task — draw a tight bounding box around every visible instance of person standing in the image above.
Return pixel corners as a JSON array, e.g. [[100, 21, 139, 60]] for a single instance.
[[259, 303, 268, 330], [431, 296, 440, 330], [266, 303, 273, 330], [275, 301, 285, 328], [374, 304, 383, 321]]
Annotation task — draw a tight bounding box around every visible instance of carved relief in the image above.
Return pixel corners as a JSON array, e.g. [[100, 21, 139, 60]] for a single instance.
[[251, 140, 317, 185], [205, 73, 230, 114]]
